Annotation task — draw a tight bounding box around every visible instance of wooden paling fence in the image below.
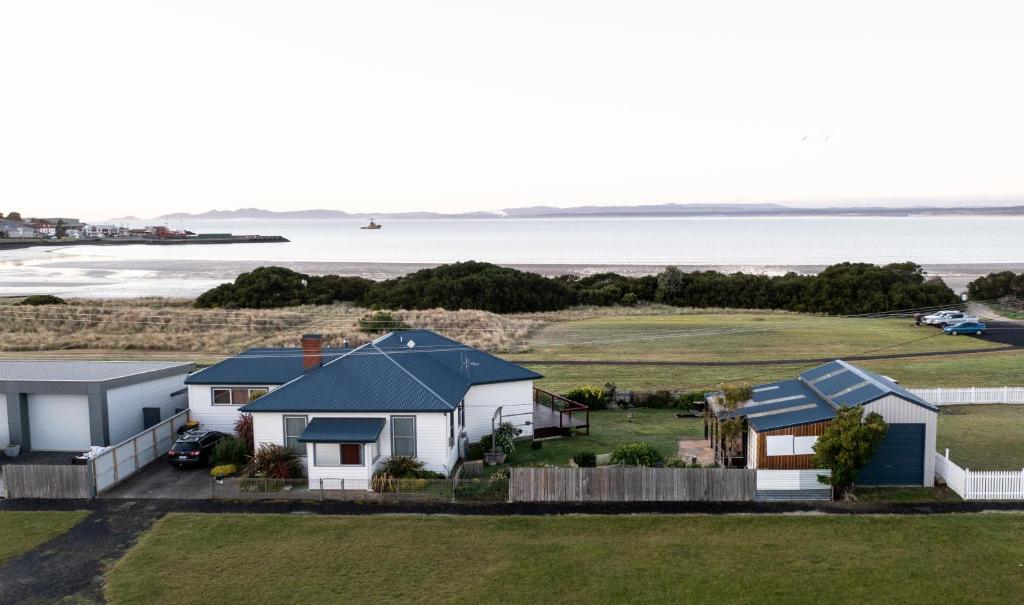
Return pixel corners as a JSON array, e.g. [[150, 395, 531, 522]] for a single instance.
[[509, 467, 756, 502], [2, 464, 94, 499], [934, 449, 1024, 500]]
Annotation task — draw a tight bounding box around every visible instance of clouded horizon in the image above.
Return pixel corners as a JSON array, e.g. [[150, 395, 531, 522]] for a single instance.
[[2, 1, 1023, 218]]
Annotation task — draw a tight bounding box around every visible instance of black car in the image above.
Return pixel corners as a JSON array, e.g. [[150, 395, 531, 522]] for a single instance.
[[167, 429, 226, 467]]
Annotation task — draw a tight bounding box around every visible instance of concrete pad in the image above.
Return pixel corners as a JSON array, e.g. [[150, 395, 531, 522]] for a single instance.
[[100, 457, 212, 499], [678, 439, 715, 466]]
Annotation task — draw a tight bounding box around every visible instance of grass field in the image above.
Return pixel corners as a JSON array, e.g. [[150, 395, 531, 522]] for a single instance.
[[506, 312, 1021, 392], [0, 511, 89, 564], [105, 513, 1024, 605], [524, 350, 1024, 393], [937, 405, 1024, 470]]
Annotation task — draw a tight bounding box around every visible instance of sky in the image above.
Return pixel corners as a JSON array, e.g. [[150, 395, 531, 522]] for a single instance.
[[2, 1, 1023, 219]]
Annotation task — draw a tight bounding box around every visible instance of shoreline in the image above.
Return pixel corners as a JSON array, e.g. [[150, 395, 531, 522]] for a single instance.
[[0, 235, 288, 250]]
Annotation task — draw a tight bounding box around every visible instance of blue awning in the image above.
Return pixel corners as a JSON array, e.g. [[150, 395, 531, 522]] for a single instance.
[[297, 418, 386, 443]]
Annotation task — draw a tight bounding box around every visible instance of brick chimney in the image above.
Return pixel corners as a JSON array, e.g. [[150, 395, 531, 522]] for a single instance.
[[301, 333, 323, 372]]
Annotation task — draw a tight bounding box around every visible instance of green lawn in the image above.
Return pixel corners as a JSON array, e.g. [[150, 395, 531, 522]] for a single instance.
[[937, 405, 1024, 470], [504, 312, 1021, 393], [523, 350, 1024, 393], [500, 409, 703, 468], [509, 313, 1003, 363], [853, 486, 962, 503], [0, 511, 89, 564], [106, 513, 1024, 605]]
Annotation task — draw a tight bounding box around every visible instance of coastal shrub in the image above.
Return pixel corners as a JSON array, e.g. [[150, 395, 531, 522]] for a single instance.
[[357, 311, 410, 334], [531, 439, 543, 450], [243, 444, 302, 479], [211, 436, 248, 466], [191, 260, 959, 315], [812, 406, 888, 499], [572, 451, 597, 467], [968, 271, 1024, 300], [209, 464, 238, 478], [18, 295, 66, 306], [564, 385, 612, 410], [610, 442, 662, 467]]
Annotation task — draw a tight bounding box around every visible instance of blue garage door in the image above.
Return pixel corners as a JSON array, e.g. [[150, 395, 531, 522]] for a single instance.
[[857, 423, 925, 486]]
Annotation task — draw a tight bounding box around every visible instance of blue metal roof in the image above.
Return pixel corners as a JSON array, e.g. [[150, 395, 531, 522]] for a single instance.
[[185, 347, 349, 385], [724, 379, 836, 432], [298, 418, 386, 443], [372, 331, 543, 385], [709, 359, 937, 432], [239, 330, 540, 414], [799, 360, 936, 411]]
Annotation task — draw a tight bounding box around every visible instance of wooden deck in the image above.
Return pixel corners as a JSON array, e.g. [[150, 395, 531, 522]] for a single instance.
[[532, 388, 590, 438]]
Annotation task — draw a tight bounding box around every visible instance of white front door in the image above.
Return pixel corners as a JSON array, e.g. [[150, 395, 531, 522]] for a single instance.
[[28, 394, 92, 451]]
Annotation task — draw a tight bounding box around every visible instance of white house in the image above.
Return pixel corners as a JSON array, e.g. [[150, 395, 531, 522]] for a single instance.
[[187, 331, 541, 490], [2, 361, 193, 452]]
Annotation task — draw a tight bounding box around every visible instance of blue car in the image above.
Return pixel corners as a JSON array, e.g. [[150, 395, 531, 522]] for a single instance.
[[944, 321, 986, 336]]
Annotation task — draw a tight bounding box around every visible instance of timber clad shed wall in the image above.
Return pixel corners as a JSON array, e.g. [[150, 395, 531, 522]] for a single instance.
[[755, 421, 831, 470]]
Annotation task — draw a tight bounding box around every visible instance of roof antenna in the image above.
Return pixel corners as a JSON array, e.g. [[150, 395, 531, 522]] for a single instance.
[[461, 353, 479, 380]]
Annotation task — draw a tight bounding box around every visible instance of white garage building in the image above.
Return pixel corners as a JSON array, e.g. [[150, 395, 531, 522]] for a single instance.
[[1, 361, 193, 453]]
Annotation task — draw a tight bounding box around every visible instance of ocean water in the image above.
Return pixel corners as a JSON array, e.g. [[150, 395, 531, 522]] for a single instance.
[[2, 215, 1023, 298]]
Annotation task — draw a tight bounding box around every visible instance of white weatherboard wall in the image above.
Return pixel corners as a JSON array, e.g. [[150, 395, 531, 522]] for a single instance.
[[756, 469, 831, 490], [27, 394, 91, 451], [863, 395, 938, 487], [187, 384, 277, 433], [746, 427, 759, 469], [252, 411, 458, 486], [106, 373, 188, 444], [0, 393, 8, 447], [463, 380, 534, 442]]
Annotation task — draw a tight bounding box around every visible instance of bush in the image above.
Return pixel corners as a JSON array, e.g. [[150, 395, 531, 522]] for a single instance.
[[209, 464, 238, 477], [494, 422, 520, 456], [531, 440, 543, 450], [18, 295, 66, 306], [357, 311, 410, 334], [243, 444, 302, 479], [371, 455, 443, 492], [572, 451, 597, 467], [234, 414, 254, 453], [211, 436, 248, 466], [564, 385, 611, 410], [610, 442, 663, 467]]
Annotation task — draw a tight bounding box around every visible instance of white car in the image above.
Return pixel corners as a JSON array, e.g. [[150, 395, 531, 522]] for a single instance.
[[930, 311, 979, 327], [922, 310, 958, 325]]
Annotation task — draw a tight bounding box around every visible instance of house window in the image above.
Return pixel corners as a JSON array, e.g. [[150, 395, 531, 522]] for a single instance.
[[212, 387, 270, 405], [766, 435, 794, 456], [391, 416, 417, 457], [314, 443, 363, 466], [793, 436, 818, 456], [283, 416, 307, 456]]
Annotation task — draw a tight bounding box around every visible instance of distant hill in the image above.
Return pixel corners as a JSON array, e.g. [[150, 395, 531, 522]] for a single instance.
[[153, 202, 1024, 221]]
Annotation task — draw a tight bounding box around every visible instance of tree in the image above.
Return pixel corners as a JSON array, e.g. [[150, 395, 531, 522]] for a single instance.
[[811, 406, 888, 499], [6, 211, 21, 221], [717, 384, 752, 467], [55, 219, 66, 238]]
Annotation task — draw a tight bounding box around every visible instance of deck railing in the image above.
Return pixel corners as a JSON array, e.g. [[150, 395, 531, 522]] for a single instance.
[[533, 388, 590, 435]]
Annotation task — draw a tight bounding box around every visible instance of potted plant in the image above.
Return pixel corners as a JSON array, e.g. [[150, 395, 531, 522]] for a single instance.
[[5, 442, 20, 457]]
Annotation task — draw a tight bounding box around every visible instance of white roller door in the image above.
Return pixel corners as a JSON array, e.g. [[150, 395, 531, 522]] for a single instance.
[[28, 394, 91, 451]]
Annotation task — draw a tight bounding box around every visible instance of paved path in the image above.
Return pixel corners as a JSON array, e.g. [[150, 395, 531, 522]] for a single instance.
[[99, 459, 212, 499], [0, 501, 166, 604]]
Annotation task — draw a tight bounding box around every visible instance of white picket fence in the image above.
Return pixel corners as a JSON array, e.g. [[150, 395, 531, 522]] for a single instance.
[[911, 387, 1024, 406], [934, 449, 1024, 500]]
